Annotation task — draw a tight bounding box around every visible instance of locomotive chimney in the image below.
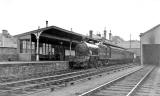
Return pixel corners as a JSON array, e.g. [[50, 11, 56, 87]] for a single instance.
[[89, 30, 93, 38], [46, 20, 48, 27], [109, 30, 112, 40]]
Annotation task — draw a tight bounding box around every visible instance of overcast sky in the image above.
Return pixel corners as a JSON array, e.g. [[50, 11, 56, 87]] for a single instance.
[[0, 0, 160, 41]]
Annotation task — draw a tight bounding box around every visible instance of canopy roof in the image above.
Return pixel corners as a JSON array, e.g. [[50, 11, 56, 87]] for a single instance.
[[14, 25, 85, 43]]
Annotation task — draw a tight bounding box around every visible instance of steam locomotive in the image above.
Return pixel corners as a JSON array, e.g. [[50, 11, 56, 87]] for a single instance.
[[69, 41, 134, 69]]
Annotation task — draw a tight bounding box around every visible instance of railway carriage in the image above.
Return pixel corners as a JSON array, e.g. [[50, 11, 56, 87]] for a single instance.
[[69, 41, 134, 69]]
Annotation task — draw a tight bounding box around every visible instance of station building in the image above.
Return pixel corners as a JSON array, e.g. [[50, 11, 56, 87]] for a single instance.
[[14, 25, 85, 61], [140, 24, 160, 65]]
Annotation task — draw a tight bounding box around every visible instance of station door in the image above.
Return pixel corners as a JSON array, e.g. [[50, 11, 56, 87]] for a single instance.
[[143, 44, 160, 65]]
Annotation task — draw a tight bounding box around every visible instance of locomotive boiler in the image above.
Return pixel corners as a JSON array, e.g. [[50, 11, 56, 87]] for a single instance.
[[69, 41, 134, 69]]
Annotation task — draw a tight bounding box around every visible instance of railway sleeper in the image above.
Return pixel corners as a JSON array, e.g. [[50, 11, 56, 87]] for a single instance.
[[64, 66, 131, 87], [65, 72, 106, 87], [0, 65, 135, 95], [50, 83, 66, 92]]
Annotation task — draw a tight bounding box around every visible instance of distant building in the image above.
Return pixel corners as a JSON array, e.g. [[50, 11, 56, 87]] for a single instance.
[[0, 30, 17, 48], [0, 30, 18, 61]]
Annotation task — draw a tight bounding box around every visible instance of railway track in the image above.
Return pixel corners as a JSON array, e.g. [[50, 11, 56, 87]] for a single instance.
[[130, 65, 160, 96], [0, 64, 136, 96], [78, 65, 154, 96], [0, 68, 81, 83]]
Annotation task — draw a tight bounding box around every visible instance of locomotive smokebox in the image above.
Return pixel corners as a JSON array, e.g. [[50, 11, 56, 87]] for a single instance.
[[75, 43, 89, 56]]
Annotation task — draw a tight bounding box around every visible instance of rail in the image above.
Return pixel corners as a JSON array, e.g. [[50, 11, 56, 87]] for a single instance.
[[78, 65, 148, 96]]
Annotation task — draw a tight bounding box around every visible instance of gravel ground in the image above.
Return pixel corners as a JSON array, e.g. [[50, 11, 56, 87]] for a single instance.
[[29, 65, 143, 96]]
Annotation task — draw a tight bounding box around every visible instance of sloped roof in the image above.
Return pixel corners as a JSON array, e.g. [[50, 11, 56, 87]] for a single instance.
[[140, 24, 160, 37], [14, 25, 85, 38]]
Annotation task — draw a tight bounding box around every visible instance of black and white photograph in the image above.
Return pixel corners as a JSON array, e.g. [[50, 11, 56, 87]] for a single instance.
[[0, 0, 160, 96]]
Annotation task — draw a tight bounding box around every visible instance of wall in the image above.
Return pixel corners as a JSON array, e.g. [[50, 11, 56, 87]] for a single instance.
[[0, 47, 18, 61], [19, 53, 31, 61], [141, 25, 160, 65], [17, 34, 32, 61], [143, 44, 160, 65], [141, 25, 160, 44], [0, 61, 69, 82]]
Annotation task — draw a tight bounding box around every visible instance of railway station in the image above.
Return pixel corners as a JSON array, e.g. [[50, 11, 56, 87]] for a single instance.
[[2, 0, 160, 95], [14, 24, 84, 61], [1, 23, 160, 96]]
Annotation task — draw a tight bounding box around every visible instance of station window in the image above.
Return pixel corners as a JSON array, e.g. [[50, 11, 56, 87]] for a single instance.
[[22, 40, 26, 53], [46, 44, 49, 55], [52, 47, 54, 55], [43, 43, 45, 55], [37, 43, 55, 55], [20, 39, 31, 53], [26, 40, 31, 53], [31, 42, 35, 54], [65, 50, 75, 56], [39, 46, 42, 54], [49, 44, 52, 53]]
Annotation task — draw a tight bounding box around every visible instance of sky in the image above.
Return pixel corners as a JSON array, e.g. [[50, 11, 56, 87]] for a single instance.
[[0, 0, 160, 41]]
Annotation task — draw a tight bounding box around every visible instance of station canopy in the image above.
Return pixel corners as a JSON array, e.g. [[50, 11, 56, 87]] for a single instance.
[[14, 26, 85, 46]]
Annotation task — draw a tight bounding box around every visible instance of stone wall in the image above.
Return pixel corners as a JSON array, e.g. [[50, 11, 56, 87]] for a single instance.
[[0, 61, 69, 82], [0, 47, 18, 61]]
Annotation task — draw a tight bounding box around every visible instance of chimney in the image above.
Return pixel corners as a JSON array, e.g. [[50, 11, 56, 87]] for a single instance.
[[104, 29, 107, 39], [46, 20, 48, 27], [89, 30, 93, 38], [2, 30, 9, 36], [109, 30, 112, 40]]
